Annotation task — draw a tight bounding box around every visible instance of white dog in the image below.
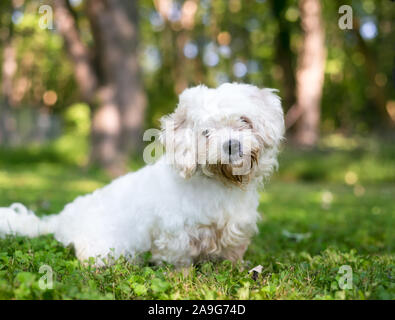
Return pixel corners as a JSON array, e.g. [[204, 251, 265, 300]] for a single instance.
[[0, 83, 284, 267]]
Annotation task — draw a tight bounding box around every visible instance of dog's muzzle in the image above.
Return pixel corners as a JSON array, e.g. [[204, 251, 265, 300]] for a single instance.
[[223, 139, 242, 157]]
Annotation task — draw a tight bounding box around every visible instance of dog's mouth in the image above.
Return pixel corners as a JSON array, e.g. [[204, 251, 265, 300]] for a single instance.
[[227, 150, 244, 165], [204, 149, 259, 187]]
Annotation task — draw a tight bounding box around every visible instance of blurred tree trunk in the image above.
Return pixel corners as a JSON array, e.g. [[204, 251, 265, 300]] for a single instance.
[[86, 0, 146, 163], [270, 0, 296, 111], [54, 0, 146, 175], [0, 5, 17, 145], [288, 0, 326, 147]]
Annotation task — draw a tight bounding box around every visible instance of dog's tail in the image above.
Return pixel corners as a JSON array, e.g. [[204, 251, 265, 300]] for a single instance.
[[0, 203, 58, 238]]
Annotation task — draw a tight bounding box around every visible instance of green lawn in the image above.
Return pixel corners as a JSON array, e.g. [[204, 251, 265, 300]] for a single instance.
[[0, 136, 394, 299]]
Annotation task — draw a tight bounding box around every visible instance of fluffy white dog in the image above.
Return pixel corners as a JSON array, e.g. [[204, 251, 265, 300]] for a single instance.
[[0, 83, 284, 267]]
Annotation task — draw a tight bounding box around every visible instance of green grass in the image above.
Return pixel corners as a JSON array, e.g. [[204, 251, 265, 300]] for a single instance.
[[0, 136, 394, 300]]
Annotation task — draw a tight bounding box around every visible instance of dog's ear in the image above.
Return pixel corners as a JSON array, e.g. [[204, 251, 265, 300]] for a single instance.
[[252, 88, 285, 150], [160, 86, 208, 178]]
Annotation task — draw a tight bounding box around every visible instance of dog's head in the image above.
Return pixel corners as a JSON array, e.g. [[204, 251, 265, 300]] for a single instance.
[[160, 83, 285, 187]]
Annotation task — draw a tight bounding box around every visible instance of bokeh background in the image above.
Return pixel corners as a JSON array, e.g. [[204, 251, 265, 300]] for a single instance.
[[0, 0, 394, 300], [0, 0, 394, 173]]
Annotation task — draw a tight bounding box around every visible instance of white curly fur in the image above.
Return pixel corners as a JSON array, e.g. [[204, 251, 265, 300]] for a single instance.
[[0, 83, 284, 267]]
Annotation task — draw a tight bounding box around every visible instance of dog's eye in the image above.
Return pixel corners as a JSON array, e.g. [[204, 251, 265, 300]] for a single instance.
[[240, 116, 252, 127], [202, 129, 210, 137]]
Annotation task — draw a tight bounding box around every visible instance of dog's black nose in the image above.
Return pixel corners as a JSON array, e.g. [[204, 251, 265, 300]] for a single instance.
[[223, 139, 241, 155]]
